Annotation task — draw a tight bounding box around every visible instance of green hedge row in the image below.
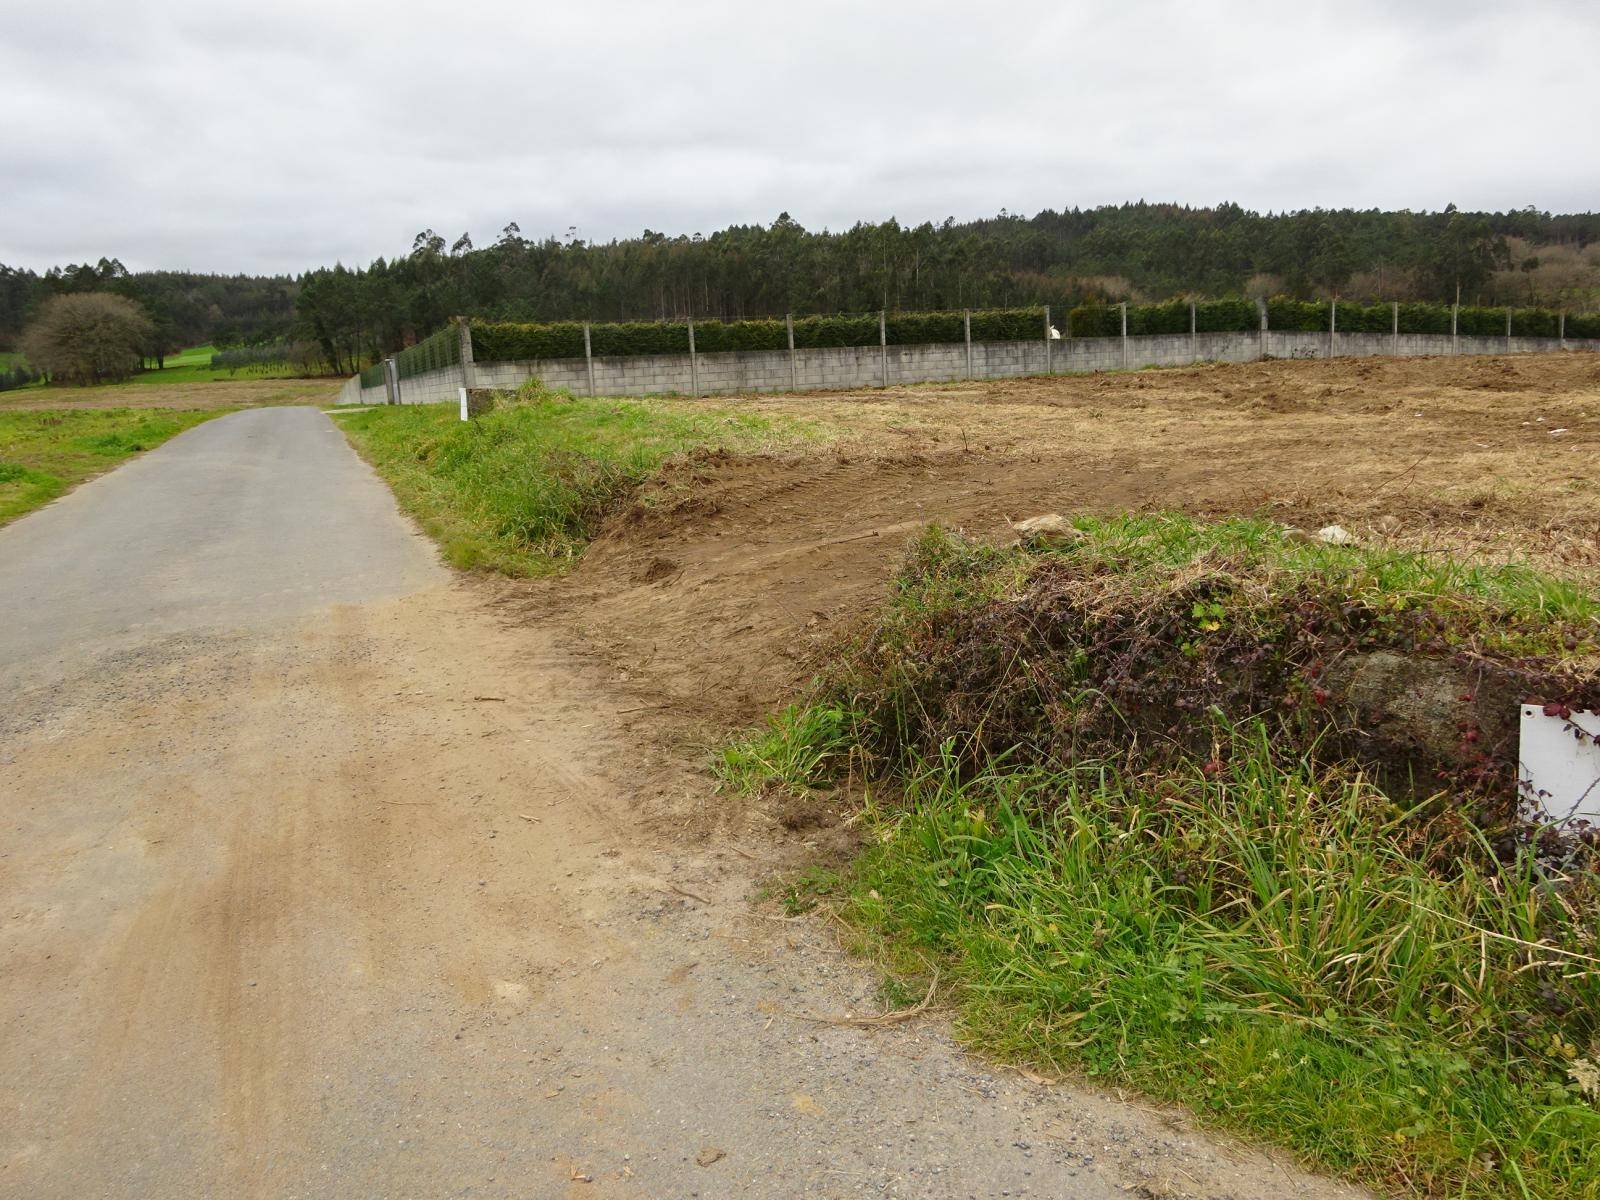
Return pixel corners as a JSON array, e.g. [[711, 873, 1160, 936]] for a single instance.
[[1070, 299, 1600, 339], [468, 309, 1049, 363], [448, 299, 1600, 369], [1068, 298, 1261, 338]]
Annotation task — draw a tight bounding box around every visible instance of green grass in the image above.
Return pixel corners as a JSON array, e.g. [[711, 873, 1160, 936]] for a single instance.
[[127, 345, 305, 384], [338, 384, 822, 574], [0, 408, 225, 525], [721, 517, 1600, 1200], [159, 344, 217, 368]]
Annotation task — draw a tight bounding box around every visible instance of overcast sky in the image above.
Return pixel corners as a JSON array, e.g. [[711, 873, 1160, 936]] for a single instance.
[[3, 0, 1596, 276]]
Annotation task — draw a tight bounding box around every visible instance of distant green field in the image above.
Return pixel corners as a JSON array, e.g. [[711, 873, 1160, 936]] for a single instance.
[[0, 351, 22, 369], [159, 344, 218, 368]]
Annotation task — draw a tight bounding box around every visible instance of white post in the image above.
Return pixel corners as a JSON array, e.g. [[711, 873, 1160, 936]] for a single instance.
[[459, 386, 469, 422], [1451, 302, 1459, 355], [1506, 308, 1513, 353], [1119, 302, 1128, 369], [1258, 298, 1268, 361], [384, 357, 400, 405], [1329, 298, 1337, 359], [1189, 298, 1197, 362], [583, 321, 596, 396], [1560, 311, 1566, 347], [786, 313, 796, 390], [1043, 305, 1052, 375], [687, 318, 699, 396], [1392, 301, 1399, 357], [879, 310, 888, 388], [964, 309, 972, 379]]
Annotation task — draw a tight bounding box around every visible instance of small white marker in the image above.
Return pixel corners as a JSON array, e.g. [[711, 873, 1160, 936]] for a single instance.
[[1520, 706, 1600, 824]]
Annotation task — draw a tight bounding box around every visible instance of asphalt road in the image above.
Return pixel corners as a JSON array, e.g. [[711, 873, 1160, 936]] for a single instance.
[[0, 406, 443, 689]]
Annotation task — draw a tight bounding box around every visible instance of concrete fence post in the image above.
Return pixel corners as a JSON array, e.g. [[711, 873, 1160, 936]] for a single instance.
[[1506, 308, 1513, 353], [879, 310, 888, 389], [1189, 299, 1197, 362], [582, 322, 596, 396], [1119, 302, 1128, 369], [1257, 298, 1268, 361], [384, 357, 400, 405], [1044, 305, 1052, 375], [1451, 302, 1459, 355], [459, 386, 469, 422], [963, 309, 972, 379], [1560, 311, 1566, 347], [1392, 301, 1399, 357], [456, 316, 476, 390], [786, 313, 797, 390], [1329, 298, 1337, 359], [687, 318, 699, 397]]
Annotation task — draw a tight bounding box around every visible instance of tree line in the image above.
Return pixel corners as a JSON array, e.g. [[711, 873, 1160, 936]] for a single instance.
[[0, 258, 296, 367], [7, 203, 1600, 376]]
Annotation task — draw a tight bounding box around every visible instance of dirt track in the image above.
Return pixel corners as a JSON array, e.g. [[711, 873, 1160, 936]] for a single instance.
[[0, 406, 1365, 1197]]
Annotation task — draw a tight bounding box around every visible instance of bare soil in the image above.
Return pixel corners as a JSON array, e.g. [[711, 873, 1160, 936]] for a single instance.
[[505, 354, 1600, 794]]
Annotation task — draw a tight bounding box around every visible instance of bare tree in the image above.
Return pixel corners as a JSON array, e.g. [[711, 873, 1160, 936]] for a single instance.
[[19, 293, 153, 385]]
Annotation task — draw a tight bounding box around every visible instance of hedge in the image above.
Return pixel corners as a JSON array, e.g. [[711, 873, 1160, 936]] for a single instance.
[[450, 298, 1600, 368], [469, 309, 1049, 363]]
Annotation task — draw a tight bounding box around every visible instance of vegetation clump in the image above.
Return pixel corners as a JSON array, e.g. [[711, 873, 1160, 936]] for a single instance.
[[338, 381, 818, 574], [725, 515, 1600, 1200]]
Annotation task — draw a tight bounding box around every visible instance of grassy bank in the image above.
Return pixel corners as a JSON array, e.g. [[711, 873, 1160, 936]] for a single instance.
[[0, 408, 224, 525], [724, 516, 1600, 1200], [338, 384, 820, 574]]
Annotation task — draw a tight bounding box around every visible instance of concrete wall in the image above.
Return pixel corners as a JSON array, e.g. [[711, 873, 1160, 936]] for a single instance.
[[341, 331, 1600, 405]]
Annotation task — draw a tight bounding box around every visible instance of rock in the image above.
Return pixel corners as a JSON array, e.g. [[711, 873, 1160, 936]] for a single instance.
[[1317, 524, 1356, 545], [1008, 514, 1082, 550], [696, 1147, 726, 1167]]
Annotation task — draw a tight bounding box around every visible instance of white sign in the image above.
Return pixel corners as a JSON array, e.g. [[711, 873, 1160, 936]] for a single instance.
[[1520, 705, 1600, 825]]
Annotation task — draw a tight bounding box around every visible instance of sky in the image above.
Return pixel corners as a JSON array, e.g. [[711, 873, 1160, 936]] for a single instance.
[[2, 0, 1597, 276]]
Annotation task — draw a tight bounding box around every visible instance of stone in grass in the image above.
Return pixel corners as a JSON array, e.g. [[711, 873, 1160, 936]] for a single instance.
[[1009, 514, 1083, 550], [1317, 524, 1357, 545]]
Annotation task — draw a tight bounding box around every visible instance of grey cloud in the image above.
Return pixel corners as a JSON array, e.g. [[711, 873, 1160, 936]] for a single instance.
[[1, 0, 1596, 274]]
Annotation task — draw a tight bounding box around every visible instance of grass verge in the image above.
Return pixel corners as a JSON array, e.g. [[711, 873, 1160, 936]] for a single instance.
[[723, 515, 1600, 1200], [338, 383, 822, 574], [0, 407, 224, 526]]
